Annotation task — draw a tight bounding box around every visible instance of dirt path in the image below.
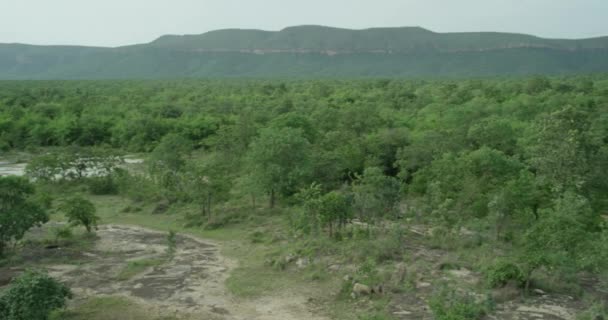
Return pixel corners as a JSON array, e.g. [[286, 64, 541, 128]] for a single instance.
[[46, 224, 327, 320]]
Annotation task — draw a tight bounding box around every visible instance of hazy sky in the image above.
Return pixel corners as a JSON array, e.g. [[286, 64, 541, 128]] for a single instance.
[[1, 0, 607, 47]]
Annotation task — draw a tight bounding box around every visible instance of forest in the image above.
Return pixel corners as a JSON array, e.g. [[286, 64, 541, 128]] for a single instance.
[[0, 76, 607, 320]]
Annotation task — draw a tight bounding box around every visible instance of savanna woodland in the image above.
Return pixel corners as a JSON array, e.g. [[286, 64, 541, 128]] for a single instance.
[[0, 77, 607, 320]]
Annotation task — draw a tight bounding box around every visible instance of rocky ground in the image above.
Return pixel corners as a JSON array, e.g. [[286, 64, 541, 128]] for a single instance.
[[2, 224, 326, 320]]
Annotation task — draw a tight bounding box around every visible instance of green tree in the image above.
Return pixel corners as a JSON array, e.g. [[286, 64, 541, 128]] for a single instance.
[[148, 133, 193, 189], [60, 196, 99, 233], [247, 127, 311, 208], [0, 270, 72, 320], [518, 191, 600, 292], [352, 167, 401, 227], [317, 191, 352, 237], [0, 177, 49, 256]]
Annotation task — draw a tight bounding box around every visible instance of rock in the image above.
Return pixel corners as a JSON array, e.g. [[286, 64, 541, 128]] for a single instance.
[[533, 288, 546, 295], [284, 254, 296, 264], [459, 227, 475, 236], [393, 310, 412, 315], [328, 264, 341, 272], [343, 275, 353, 282], [352, 283, 372, 298], [296, 257, 310, 269], [416, 281, 431, 289]]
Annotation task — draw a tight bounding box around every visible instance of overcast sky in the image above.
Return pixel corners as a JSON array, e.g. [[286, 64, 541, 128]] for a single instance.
[[1, 0, 607, 47]]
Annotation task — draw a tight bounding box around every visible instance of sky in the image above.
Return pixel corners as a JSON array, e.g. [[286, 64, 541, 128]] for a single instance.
[[1, 0, 607, 47]]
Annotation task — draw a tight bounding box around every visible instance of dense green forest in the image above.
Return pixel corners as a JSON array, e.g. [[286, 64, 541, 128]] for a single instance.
[[2, 26, 608, 79], [1, 76, 607, 319]]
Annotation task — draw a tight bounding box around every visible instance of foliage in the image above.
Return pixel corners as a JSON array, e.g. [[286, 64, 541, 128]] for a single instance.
[[247, 127, 311, 207], [485, 260, 525, 288], [59, 196, 99, 232], [0, 270, 72, 320], [352, 167, 401, 225], [429, 286, 490, 320], [0, 176, 49, 256], [1, 77, 607, 304]]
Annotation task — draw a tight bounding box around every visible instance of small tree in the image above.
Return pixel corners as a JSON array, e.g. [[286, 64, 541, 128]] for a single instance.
[[0, 270, 72, 320], [0, 177, 49, 256], [60, 196, 99, 232], [317, 191, 352, 238], [352, 167, 401, 228], [148, 133, 192, 189], [517, 191, 597, 293]]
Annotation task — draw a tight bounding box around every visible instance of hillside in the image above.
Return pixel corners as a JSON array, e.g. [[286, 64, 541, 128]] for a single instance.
[[1, 26, 608, 79]]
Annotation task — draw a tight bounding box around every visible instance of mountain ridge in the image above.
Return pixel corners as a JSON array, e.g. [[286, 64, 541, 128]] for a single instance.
[[1, 25, 607, 79]]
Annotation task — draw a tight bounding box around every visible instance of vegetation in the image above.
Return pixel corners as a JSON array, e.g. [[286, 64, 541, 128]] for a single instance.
[[0, 270, 72, 320], [0, 176, 49, 256], [59, 196, 99, 233], [1, 75, 607, 318]]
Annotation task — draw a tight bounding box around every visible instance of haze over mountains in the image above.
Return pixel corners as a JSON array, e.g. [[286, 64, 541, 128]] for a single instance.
[[1, 25, 608, 79]]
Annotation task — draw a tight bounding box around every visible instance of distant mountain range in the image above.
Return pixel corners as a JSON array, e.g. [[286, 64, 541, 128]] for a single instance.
[[1, 26, 608, 79]]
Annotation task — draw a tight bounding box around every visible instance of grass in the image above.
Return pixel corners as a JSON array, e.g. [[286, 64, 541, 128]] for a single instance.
[[49, 296, 184, 320], [115, 258, 166, 281]]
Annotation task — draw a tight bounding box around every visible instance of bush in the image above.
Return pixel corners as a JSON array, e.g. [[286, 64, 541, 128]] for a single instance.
[[0, 270, 72, 320], [485, 260, 525, 288], [52, 226, 74, 243], [429, 287, 490, 320], [86, 176, 119, 195], [577, 303, 607, 320]]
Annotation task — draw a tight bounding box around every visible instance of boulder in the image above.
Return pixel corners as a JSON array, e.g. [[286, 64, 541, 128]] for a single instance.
[[352, 283, 372, 298], [296, 257, 310, 269]]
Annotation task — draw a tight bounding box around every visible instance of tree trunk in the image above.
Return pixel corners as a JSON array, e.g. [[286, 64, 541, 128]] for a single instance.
[[329, 222, 333, 238]]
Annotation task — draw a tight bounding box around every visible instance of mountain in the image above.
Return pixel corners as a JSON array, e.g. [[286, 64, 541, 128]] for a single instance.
[[1, 26, 608, 79]]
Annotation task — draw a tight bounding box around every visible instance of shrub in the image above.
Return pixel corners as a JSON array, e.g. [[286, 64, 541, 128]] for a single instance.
[[86, 176, 118, 195], [429, 287, 490, 320], [52, 226, 74, 243], [0, 270, 72, 320], [485, 260, 525, 288]]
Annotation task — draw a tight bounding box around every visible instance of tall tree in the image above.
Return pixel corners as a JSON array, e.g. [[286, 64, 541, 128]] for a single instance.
[[247, 127, 311, 208]]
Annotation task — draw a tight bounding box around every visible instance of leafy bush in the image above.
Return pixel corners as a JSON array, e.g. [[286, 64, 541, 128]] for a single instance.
[[86, 176, 118, 195], [429, 287, 490, 320], [0, 270, 72, 320], [485, 260, 525, 288], [52, 226, 74, 243]]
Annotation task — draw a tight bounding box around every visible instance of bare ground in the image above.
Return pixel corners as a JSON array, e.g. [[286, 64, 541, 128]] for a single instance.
[[40, 224, 327, 320]]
